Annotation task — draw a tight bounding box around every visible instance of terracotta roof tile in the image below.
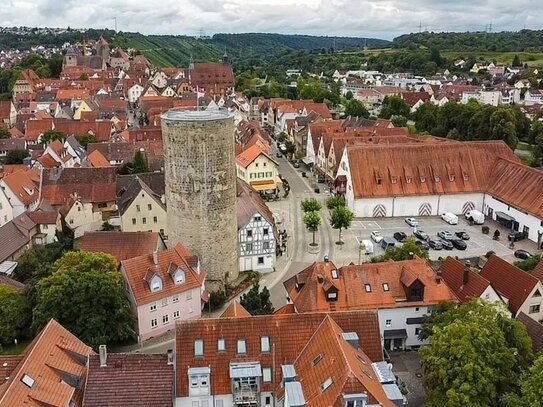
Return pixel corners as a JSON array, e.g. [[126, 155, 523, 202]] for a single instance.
[[517, 312, 543, 353], [86, 150, 111, 168], [26, 210, 58, 225], [0, 356, 24, 385], [533, 260, 543, 282], [236, 180, 277, 232], [81, 231, 162, 262], [220, 301, 251, 318], [82, 353, 173, 407], [440, 257, 491, 302], [121, 243, 206, 306], [0, 274, 25, 290], [1, 168, 40, 206], [25, 118, 53, 141]]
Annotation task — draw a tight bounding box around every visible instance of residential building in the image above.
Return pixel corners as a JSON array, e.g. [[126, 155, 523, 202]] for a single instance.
[[237, 181, 277, 273], [80, 231, 166, 262], [118, 177, 167, 235], [480, 255, 543, 322], [517, 312, 543, 354], [174, 309, 402, 407], [190, 62, 234, 97], [236, 145, 281, 194], [284, 256, 458, 350], [121, 243, 207, 342], [0, 100, 17, 126], [0, 168, 40, 218]]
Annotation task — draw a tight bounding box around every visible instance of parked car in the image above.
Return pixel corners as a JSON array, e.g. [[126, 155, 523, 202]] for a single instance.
[[293, 161, 300, 168], [393, 232, 407, 242], [455, 231, 470, 240], [275, 152, 282, 158], [370, 231, 383, 243], [514, 250, 532, 260], [441, 212, 459, 225], [437, 231, 454, 240], [428, 239, 443, 250], [440, 239, 454, 250], [414, 230, 429, 241], [415, 240, 430, 250], [508, 231, 527, 242], [381, 237, 396, 250], [465, 210, 485, 225], [405, 218, 418, 227], [451, 239, 467, 250]]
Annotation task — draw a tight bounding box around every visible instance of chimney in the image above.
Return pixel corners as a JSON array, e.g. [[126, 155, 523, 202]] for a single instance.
[[324, 255, 329, 263], [152, 251, 158, 265], [167, 349, 174, 366], [435, 270, 442, 284], [463, 260, 471, 285], [99, 345, 107, 367], [409, 252, 415, 259]]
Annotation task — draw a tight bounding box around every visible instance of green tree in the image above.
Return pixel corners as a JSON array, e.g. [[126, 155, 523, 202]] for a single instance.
[[12, 242, 66, 284], [0, 128, 10, 139], [0, 285, 31, 347], [303, 211, 321, 246], [118, 151, 149, 175], [300, 197, 322, 213], [370, 237, 428, 262], [41, 130, 66, 144], [514, 254, 542, 272], [4, 149, 29, 164], [512, 54, 522, 67], [32, 252, 134, 349], [325, 194, 346, 210], [489, 108, 518, 149], [379, 96, 411, 119], [75, 132, 98, 148], [507, 353, 543, 406], [276, 132, 287, 143], [391, 115, 408, 127], [239, 283, 275, 315], [285, 140, 296, 157], [345, 90, 354, 100], [330, 206, 353, 244], [344, 99, 369, 118]]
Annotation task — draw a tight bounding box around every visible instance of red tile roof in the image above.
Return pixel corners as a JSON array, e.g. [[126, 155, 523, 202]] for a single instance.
[[191, 63, 234, 88], [25, 118, 53, 141], [220, 301, 251, 318], [82, 353, 174, 407], [480, 255, 540, 314], [440, 257, 492, 302], [86, 149, 111, 168], [0, 356, 24, 385], [80, 231, 162, 262], [1, 168, 40, 206], [53, 120, 113, 142], [26, 210, 58, 225], [285, 257, 458, 313], [236, 144, 277, 169], [121, 243, 206, 306], [517, 312, 543, 353], [533, 260, 543, 282], [175, 310, 383, 397]]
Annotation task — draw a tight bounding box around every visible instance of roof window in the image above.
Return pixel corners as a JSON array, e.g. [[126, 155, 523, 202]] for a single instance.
[[320, 377, 333, 393], [364, 284, 372, 293], [382, 283, 390, 292], [331, 269, 338, 279], [21, 374, 34, 388], [312, 353, 323, 366]]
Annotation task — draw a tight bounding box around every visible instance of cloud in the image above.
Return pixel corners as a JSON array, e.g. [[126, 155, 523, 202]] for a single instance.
[[0, 0, 540, 40]]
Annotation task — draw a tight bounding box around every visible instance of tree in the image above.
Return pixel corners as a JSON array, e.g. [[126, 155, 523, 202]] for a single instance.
[[345, 90, 354, 100], [40, 130, 66, 144], [75, 132, 97, 148], [391, 115, 408, 127], [0, 285, 31, 347], [420, 299, 533, 406], [117, 151, 149, 175], [0, 128, 10, 139], [276, 132, 287, 143], [370, 238, 428, 262], [325, 194, 346, 210], [344, 99, 369, 118], [285, 140, 296, 157], [32, 252, 134, 349], [239, 283, 275, 315], [512, 54, 522, 68], [4, 149, 28, 164], [379, 96, 411, 119], [12, 242, 66, 284], [300, 197, 322, 213], [514, 254, 542, 272], [508, 353, 543, 406], [329, 206, 353, 244], [303, 211, 321, 246]]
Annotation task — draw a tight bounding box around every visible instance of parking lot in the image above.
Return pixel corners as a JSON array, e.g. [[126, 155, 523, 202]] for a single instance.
[[352, 216, 540, 262]]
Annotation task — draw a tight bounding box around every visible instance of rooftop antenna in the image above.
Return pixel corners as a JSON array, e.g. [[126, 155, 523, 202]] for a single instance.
[[489, 22, 493, 32], [419, 21, 422, 33]]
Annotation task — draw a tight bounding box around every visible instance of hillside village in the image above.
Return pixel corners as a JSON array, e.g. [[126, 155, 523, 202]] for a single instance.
[[0, 28, 542, 407]]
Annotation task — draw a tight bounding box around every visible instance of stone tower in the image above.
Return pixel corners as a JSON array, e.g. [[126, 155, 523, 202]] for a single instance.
[[161, 109, 238, 290]]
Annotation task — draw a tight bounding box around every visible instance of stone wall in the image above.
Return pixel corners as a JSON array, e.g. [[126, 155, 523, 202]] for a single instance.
[[162, 112, 239, 290]]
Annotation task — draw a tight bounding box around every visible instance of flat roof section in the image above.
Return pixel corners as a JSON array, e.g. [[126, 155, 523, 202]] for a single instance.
[[161, 108, 233, 122]]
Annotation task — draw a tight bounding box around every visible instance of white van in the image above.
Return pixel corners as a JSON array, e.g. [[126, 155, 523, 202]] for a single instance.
[[465, 210, 485, 225], [441, 212, 458, 225], [361, 239, 374, 255]]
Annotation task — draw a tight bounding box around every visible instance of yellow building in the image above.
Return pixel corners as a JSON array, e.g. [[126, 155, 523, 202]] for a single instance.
[[236, 145, 281, 194]]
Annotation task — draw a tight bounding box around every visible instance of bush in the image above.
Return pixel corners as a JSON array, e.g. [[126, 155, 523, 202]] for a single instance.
[[205, 290, 227, 312], [485, 251, 496, 259]]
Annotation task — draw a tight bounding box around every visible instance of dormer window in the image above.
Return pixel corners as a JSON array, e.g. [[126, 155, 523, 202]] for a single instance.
[[463, 173, 469, 181], [434, 175, 440, 183], [391, 176, 398, 184], [174, 268, 185, 285], [148, 274, 162, 292], [420, 176, 426, 183], [327, 292, 337, 301], [376, 177, 383, 185], [449, 174, 455, 182], [406, 176, 412, 184]]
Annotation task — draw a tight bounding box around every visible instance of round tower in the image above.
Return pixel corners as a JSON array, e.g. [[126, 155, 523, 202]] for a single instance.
[[161, 109, 238, 290]]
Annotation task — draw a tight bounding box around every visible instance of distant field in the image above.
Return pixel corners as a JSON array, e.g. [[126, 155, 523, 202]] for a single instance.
[[442, 51, 543, 67]]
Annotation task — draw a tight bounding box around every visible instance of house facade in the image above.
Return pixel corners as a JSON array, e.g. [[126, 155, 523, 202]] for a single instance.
[[236, 145, 281, 194]]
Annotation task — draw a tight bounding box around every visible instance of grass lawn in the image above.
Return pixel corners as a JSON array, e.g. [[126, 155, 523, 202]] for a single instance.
[[442, 51, 543, 67], [0, 339, 31, 355]]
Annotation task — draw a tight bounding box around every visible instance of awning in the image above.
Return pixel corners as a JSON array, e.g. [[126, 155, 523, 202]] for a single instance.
[[250, 180, 277, 191], [495, 211, 515, 222], [406, 317, 424, 325], [301, 157, 314, 165], [383, 329, 408, 340], [230, 362, 262, 378]]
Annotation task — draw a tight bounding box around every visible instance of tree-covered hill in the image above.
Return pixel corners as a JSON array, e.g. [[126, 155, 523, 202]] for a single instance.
[[393, 29, 543, 52]]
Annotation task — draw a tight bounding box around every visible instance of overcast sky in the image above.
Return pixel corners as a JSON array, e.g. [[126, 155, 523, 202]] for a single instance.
[[0, 0, 540, 40]]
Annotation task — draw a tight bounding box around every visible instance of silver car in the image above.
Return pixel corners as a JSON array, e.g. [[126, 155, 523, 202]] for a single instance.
[[405, 217, 418, 227], [437, 230, 454, 240]]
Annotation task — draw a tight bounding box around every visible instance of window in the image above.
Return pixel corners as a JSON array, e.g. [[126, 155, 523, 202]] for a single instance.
[[151, 276, 162, 292], [153, 216, 158, 223], [382, 283, 389, 291], [149, 302, 157, 312], [162, 315, 169, 324], [415, 328, 422, 336], [258, 257, 264, 265], [263, 241, 270, 250], [263, 227, 269, 235], [365, 284, 372, 293], [410, 287, 422, 298], [77, 206, 82, 212], [406, 176, 412, 184], [186, 290, 192, 300], [312, 353, 323, 366], [415, 307, 420, 312], [449, 174, 455, 182], [262, 367, 272, 383], [237, 339, 247, 354], [148, 204, 152, 210], [534, 290, 542, 298], [162, 298, 168, 306], [246, 243, 253, 252], [327, 292, 337, 301], [331, 269, 338, 279], [247, 229, 253, 238], [194, 339, 204, 356], [391, 176, 397, 184], [434, 176, 440, 183], [529, 304, 541, 314], [376, 178, 383, 185], [142, 217, 147, 224], [151, 318, 158, 328], [265, 396, 271, 406], [174, 269, 185, 285], [173, 310, 180, 319], [172, 294, 179, 303], [320, 377, 333, 393], [131, 218, 136, 225], [136, 205, 140, 212], [420, 176, 426, 183], [217, 338, 226, 352], [385, 319, 392, 327], [261, 336, 270, 353], [254, 216, 262, 222]]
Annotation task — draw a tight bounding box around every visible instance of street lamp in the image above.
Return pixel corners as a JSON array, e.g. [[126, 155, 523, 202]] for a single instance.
[[358, 239, 366, 265]]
